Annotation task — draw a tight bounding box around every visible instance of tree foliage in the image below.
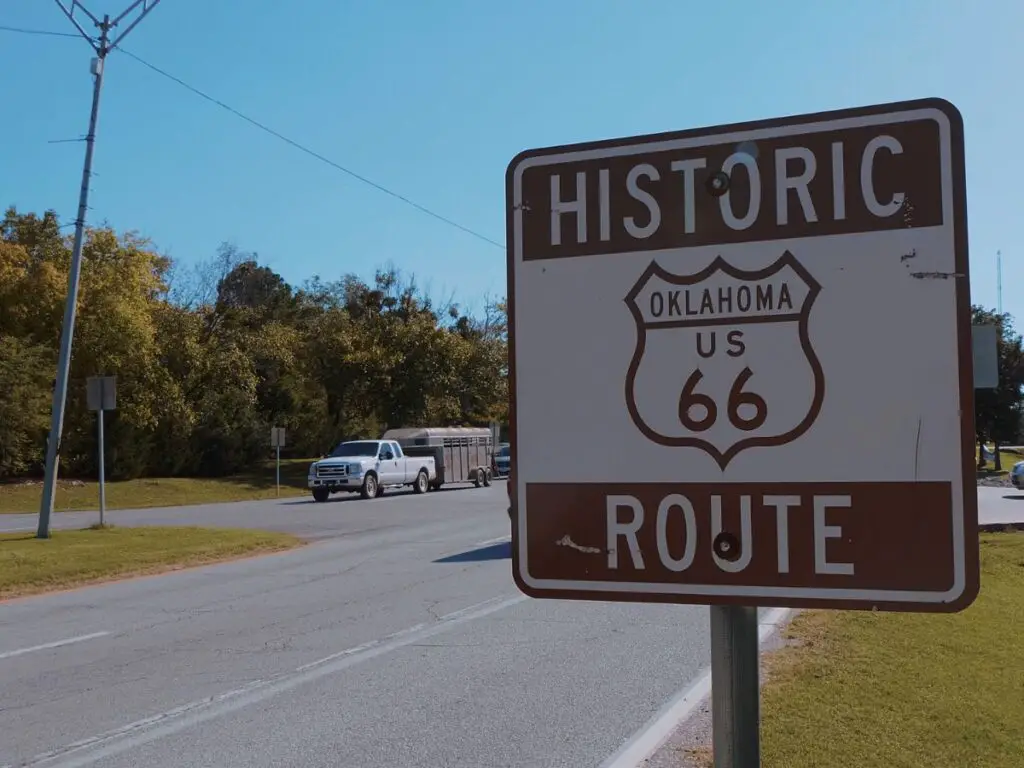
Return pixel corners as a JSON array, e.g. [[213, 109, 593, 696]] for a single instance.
[[972, 304, 1024, 464], [0, 207, 507, 480]]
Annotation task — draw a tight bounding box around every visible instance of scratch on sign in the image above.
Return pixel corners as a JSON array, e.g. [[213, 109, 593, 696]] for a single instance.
[[555, 535, 602, 554], [909, 271, 964, 280]]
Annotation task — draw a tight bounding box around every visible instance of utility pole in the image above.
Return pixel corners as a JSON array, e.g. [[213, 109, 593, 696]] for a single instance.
[[37, 0, 164, 540]]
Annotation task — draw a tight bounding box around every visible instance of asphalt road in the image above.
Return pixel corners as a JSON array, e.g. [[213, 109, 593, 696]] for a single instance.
[[2, 483, 1017, 767], [2, 482, 1020, 536], [0, 482, 756, 768], [975, 485, 1024, 527]]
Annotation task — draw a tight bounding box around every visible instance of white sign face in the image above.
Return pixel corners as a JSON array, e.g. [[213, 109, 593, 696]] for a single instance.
[[506, 99, 978, 612]]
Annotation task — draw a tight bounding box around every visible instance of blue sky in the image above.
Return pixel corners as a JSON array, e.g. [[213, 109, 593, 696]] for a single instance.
[[2, 1, 1021, 320]]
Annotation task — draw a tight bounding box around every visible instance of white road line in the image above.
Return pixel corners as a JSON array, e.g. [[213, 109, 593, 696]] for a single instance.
[[18, 594, 528, 768], [473, 535, 511, 548], [0, 632, 110, 661], [598, 607, 792, 768]]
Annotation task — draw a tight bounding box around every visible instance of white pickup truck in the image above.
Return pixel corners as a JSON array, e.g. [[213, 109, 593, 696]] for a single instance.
[[307, 439, 437, 502]]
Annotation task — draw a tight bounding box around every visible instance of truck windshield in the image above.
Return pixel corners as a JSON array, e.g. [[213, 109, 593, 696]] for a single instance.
[[329, 441, 379, 458], [498, 445, 510, 457]]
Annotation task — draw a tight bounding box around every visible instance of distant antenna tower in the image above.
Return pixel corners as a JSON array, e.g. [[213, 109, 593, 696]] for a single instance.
[[997, 250, 1003, 315]]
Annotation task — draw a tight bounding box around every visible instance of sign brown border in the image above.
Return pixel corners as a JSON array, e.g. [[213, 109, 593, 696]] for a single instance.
[[505, 98, 978, 613]]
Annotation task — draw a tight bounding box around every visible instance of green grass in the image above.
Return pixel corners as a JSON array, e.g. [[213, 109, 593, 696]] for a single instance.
[[0, 525, 304, 599], [0, 458, 315, 514], [758, 531, 1024, 768]]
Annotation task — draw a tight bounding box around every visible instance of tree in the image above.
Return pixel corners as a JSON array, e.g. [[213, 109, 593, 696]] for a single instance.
[[0, 207, 510, 480], [972, 305, 1024, 470]]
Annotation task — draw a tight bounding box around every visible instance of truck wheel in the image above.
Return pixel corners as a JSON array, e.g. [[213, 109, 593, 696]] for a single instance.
[[361, 473, 378, 500], [312, 488, 330, 503], [482, 469, 492, 487], [414, 470, 428, 494]]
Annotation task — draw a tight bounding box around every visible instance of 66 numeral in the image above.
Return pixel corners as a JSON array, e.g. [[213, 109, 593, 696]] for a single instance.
[[678, 367, 768, 433]]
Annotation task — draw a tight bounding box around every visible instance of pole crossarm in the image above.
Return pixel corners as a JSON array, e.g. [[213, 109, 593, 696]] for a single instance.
[[108, 0, 162, 51], [52, 1, 99, 49], [52, 0, 163, 55]]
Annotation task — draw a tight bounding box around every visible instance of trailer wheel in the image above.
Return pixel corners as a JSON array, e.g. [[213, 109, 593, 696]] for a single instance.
[[482, 469, 492, 487], [473, 469, 482, 488], [414, 469, 429, 494]]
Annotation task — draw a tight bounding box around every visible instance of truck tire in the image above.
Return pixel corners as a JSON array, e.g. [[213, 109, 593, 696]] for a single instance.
[[361, 473, 378, 500], [312, 488, 330, 503], [414, 470, 428, 494]]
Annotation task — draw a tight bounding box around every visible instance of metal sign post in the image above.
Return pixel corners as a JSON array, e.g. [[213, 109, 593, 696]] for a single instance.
[[711, 606, 760, 767], [86, 376, 117, 526], [270, 428, 286, 496], [505, 98, 977, 766]]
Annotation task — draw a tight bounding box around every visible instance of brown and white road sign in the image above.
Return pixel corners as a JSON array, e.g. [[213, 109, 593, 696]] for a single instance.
[[505, 98, 978, 612]]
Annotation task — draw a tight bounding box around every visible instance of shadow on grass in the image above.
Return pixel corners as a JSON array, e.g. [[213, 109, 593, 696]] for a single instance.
[[434, 541, 511, 563], [223, 461, 313, 491], [977, 470, 1010, 480], [0, 534, 36, 544]]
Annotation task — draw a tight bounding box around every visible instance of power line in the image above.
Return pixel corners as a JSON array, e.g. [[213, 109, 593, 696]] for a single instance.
[[0, 22, 506, 250], [117, 48, 506, 250], [0, 23, 85, 38]]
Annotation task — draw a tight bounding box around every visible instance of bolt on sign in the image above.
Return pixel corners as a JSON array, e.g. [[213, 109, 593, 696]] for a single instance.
[[505, 98, 978, 612]]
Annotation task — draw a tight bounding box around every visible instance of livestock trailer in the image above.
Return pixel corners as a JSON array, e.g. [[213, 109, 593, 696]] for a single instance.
[[382, 427, 493, 490]]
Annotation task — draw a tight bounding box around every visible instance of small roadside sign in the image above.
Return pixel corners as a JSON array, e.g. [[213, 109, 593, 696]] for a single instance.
[[86, 376, 117, 412], [86, 375, 117, 526], [506, 98, 978, 613], [972, 324, 999, 390]]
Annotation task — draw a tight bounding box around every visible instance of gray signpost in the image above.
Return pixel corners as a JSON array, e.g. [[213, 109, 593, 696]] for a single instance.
[[86, 376, 117, 526], [271, 427, 286, 496]]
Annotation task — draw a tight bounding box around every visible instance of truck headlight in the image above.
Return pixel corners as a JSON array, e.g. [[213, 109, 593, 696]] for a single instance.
[[308, 463, 318, 476], [349, 463, 363, 474]]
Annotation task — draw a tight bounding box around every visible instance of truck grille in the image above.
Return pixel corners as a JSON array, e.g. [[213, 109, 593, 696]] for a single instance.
[[317, 465, 348, 478]]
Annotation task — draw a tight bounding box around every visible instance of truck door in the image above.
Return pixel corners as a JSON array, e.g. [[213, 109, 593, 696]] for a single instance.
[[390, 442, 410, 483], [378, 442, 400, 485]]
